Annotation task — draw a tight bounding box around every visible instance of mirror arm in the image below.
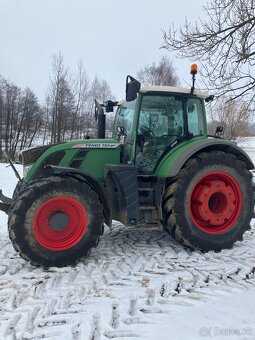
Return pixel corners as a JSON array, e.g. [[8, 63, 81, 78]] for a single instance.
[[95, 99, 104, 121]]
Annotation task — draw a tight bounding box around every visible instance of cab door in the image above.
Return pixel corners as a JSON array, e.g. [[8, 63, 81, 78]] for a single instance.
[[112, 99, 138, 163], [135, 94, 184, 173]]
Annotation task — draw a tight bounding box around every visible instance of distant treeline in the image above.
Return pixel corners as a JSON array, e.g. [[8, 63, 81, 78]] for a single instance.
[[3, 51, 252, 162], [0, 52, 115, 161]]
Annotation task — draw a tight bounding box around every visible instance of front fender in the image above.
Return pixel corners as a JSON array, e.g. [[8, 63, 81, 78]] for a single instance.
[[154, 138, 254, 178]]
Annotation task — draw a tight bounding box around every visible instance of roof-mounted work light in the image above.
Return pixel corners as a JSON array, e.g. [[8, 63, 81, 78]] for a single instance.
[[190, 64, 198, 94]]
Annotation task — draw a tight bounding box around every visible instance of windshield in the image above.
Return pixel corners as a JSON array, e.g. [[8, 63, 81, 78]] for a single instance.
[[138, 95, 184, 137], [113, 100, 137, 140], [136, 94, 205, 172]]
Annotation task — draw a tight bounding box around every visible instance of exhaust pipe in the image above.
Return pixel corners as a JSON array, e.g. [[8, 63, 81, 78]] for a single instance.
[[95, 100, 106, 139], [97, 110, 106, 139]]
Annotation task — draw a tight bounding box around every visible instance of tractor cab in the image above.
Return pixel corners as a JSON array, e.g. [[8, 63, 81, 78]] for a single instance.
[[113, 81, 208, 173]]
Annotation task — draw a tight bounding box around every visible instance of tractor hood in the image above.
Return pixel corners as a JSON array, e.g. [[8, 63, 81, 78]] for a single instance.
[[22, 138, 121, 182], [22, 139, 120, 165]]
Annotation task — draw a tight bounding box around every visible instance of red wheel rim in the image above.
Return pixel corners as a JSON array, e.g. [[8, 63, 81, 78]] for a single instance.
[[189, 172, 242, 234], [33, 196, 88, 251]]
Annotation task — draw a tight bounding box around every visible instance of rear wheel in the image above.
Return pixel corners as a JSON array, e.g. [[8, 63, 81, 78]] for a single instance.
[[8, 176, 104, 267], [163, 151, 254, 251]]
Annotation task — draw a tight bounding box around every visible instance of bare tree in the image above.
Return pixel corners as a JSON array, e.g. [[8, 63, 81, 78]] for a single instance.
[[13, 87, 42, 154], [45, 53, 115, 142], [71, 61, 90, 139], [41, 95, 51, 145], [250, 122, 255, 135], [48, 52, 75, 143], [0, 51, 117, 161], [0, 76, 4, 160], [84, 76, 115, 137], [163, 0, 255, 101], [0, 75, 42, 160], [136, 56, 179, 86], [207, 97, 252, 140]]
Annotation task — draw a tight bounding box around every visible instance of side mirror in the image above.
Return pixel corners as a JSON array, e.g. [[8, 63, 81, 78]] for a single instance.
[[205, 95, 215, 103], [126, 75, 141, 102], [215, 126, 224, 138]]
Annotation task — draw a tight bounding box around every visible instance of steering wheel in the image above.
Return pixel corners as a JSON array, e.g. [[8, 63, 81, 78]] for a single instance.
[[140, 126, 155, 139], [157, 135, 171, 143]]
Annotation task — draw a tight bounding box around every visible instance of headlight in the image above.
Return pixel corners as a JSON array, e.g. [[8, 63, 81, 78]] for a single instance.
[[23, 164, 33, 177]]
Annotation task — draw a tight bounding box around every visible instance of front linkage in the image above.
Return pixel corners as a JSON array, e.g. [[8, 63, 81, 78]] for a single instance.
[[0, 157, 21, 214], [0, 190, 13, 214]]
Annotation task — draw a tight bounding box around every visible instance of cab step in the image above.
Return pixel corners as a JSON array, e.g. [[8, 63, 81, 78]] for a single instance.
[[139, 205, 157, 211]]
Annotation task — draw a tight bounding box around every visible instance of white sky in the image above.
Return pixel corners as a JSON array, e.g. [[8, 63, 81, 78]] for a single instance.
[[0, 0, 205, 102]]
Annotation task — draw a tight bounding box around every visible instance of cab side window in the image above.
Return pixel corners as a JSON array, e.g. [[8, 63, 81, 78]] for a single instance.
[[187, 99, 204, 136]]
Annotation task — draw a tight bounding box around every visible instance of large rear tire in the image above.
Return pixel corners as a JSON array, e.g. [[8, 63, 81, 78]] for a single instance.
[[163, 151, 254, 251], [8, 175, 104, 267]]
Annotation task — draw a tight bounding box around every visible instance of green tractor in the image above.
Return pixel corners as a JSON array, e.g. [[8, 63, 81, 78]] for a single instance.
[[1, 66, 254, 267]]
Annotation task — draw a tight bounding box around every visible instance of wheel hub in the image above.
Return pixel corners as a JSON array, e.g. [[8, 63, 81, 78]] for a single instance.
[[190, 172, 242, 234], [49, 212, 69, 231]]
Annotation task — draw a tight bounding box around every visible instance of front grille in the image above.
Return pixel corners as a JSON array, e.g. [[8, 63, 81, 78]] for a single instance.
[[22, 142, 65, 165], [33, 151, 66, 179], [22, 145, 51, 165], [44, 151, 65, 166], [69, 150, 89, 169]]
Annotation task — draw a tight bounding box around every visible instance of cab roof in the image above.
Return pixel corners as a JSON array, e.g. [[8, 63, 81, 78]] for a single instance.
[[139, 85, 208, 99]]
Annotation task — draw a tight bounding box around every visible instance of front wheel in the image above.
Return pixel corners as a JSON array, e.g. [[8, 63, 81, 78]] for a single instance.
[[163, 151, 254, 251], [8, 176, 104, 267]]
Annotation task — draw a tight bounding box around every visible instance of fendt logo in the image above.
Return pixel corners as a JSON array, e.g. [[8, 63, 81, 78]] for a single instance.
[[72, 143, 119, 149]]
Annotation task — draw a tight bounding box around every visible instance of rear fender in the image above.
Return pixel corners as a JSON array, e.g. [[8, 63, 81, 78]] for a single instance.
[[155, 138, 254, 178]]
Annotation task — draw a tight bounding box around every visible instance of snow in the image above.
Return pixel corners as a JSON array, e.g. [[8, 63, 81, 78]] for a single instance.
[[238, 137, 255, 169], [0, 143, 254, 339], [145, 288, 255, 340], [237, 136, 255, 149]]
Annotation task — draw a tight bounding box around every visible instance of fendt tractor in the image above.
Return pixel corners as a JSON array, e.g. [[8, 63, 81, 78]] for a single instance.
[[0, 65, 254, 267]]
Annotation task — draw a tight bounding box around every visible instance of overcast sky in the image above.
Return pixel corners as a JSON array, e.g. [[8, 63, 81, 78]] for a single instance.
[[0, 0, 205, 102]]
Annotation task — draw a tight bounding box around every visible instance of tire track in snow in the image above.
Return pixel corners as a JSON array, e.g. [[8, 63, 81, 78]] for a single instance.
[[0, 221, 254, 339]]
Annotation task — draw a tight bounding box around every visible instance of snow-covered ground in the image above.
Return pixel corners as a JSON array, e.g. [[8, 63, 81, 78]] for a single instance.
[[0, 140, 255, 340]]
